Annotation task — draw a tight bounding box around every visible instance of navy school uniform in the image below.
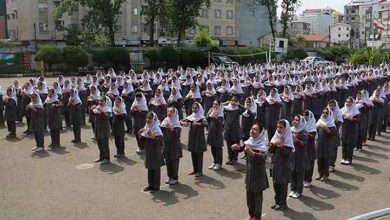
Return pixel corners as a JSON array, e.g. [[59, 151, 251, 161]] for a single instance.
[[95, 111, 111, 161], [28, 107, 45, 148], [46, 101, 63, 147], [69, 103, 83, 142], [186, 119, 207, 174], [112, 113, 126, 155], [4, 98, 17, 135], [143, 135, 165, 190], [290, 130, 309, 195], [207, 116, 224, 165], [224, 106, 245, 163], [162, 127, 182, 181]]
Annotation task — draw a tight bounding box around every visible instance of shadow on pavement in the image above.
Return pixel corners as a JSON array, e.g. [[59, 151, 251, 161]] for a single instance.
[[333, 169, 365, 182], [214, 167, 244, 179], [360, 149, 389, 159], [325, 179, 359, 191], [31, 151, 50, 159], [374, 139, 390, 146], [73, 142, 89, 149], [151, 183, 199, 206], [281, 208, 317, 220], [364, 144, 390, 152], [352, 154, 379, 163], [298, 195, 335, 211], [5, 137, 23, 142], [194, 175, 225, 189], [99, 163, 125, 174], [50, 147, 70, 155], [117, 157, 137, 166], [310, 185, 341, 199], [351, 163, 381, 175]]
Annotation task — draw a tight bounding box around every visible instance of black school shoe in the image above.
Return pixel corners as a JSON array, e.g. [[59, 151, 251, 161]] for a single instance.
[[150, 188, 160, 193], [143, 186, 152, 192], [274, 204, 288, 211]]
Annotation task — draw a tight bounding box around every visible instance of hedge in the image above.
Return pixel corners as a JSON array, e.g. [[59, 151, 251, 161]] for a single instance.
[[92, 47, 130, 71]]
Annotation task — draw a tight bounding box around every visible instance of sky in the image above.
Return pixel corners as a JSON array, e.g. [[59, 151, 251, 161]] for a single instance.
[[277, 0, 352, 16]]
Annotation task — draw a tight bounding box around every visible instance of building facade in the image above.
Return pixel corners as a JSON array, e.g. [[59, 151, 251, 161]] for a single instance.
[[0, 0, 6, 39], [379, 1, 390, 48], [344, 0, 381, 47], [330, 23, 351, 45], [288, 21, 310, 36], [297, 9, 335, 35]]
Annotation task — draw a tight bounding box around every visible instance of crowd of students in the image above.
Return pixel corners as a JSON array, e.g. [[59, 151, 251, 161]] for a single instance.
[[1, 62, 389, 220]]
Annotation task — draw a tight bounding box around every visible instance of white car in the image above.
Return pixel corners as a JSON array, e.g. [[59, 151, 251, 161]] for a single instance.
[[302, 56, 331, 66]]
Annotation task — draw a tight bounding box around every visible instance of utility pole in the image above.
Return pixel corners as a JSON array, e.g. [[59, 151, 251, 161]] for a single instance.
[[34, 23, 38, 52]]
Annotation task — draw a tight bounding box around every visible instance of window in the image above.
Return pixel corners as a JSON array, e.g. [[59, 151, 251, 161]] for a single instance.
[[351, 17, 355, 21], [132, 26, 138, 33], [346, 27, 349, 31], [351, 9, 355, 14], [189, 28, 196, 34], [227, 10, 233, 19], [214, 26, 221, 35], [226, 26, 233, 35], [338, 34, 341, 37], [338, 27, 341, 31], [201, 25, 209, 32], [227, 0, 233, 3], [215, 0, 221, 2], [39, 22, 48, 32], [215, 9, 221, 18], [200, 8, 209, 18], [134, 8, 138, 15], [346, 34, 349, 37]]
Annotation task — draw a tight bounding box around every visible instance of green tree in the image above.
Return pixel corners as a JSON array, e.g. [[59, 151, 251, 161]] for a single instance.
[[166, 0, 210, 44], [193, 29, 215, 47], [248, 0, 278, 38], [280, 0, 301, 38], [55, 0, 125, 46], [63, 46, 89, 70], [35, 47, 63, 71], [141, 0, 165, 46]]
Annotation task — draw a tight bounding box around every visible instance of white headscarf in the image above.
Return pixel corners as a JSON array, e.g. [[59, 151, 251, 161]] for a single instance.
[[255, 90, 267, 107], [131, 93, 148, 111], [341, 99, 360, 118], [102, 96, 112, 113], [7, 87, 18, 104], [141, 112, 163, 137], [113, 97, 127, 115], [266, 88, 282, 104], [291, 115, 306, 133], [69, 89, 82, 105], [107, 84, 119, 96], [168, 87, 183, 102], [305, 111, 317, 133], [316, 107, 336, 128], [121, 81, 134, 95], [160, 107, 181, 128], [244, 128, 268, 152], [186, 102, 205, 121], [149, 89, 167, 106], [186, 86, 202, 101], [270, 119, 295, 152], [205, 82, 216, 97], [88, 85, 101, 101], [243, 97, 257, 118], [29, 92, 43, 109], [207, 101, 224, 118], [44, 92, 59, 104], [328, 100, 343, 123]]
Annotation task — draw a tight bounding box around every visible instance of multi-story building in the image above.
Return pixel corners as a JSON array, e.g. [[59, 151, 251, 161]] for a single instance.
[[0, 0, 6, 39], [379, 1, 390, 48], [324, 7, 345, 23], [288, 21, 311, 36], [187, 0, 238, 46], [297, 9, 335, 35], [6, 0, 270, 48], [344, 0, 381, 47], [330, 23, 351, 45]]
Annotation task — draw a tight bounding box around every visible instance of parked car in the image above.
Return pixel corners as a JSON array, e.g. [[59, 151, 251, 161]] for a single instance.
[[302, 56, 331, 66], [211, 56, 239, 66]]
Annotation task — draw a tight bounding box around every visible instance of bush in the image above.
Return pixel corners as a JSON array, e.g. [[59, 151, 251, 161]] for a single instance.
[[92, 47, 130, 71], [63, 46, 89, 70], [193, 29, 216, 48], [144, 48, 161, 69], [35, 46, 63, 71], [160, 46, 180, 68], [0, 62, 29, 74], [179, 49, 207, 67]]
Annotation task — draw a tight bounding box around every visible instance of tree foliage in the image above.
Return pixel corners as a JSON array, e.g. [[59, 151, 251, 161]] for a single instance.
[[141, 0, 165, 46], [55, 0, 125, 46], [35, 47, 63, 71], [248, 0, 278, 38], [280, 0, 301, 38], [348, 47, 384, 66], [63, 46, 89, 70], [166, 0, 210, 44], [193, 29, 216, 47]]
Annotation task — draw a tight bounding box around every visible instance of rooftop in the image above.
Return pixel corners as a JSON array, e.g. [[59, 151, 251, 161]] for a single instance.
[[296, 34, 329, 42]]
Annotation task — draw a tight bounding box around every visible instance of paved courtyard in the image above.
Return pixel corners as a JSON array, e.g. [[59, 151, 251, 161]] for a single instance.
[[0, 77, 389, 220]]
